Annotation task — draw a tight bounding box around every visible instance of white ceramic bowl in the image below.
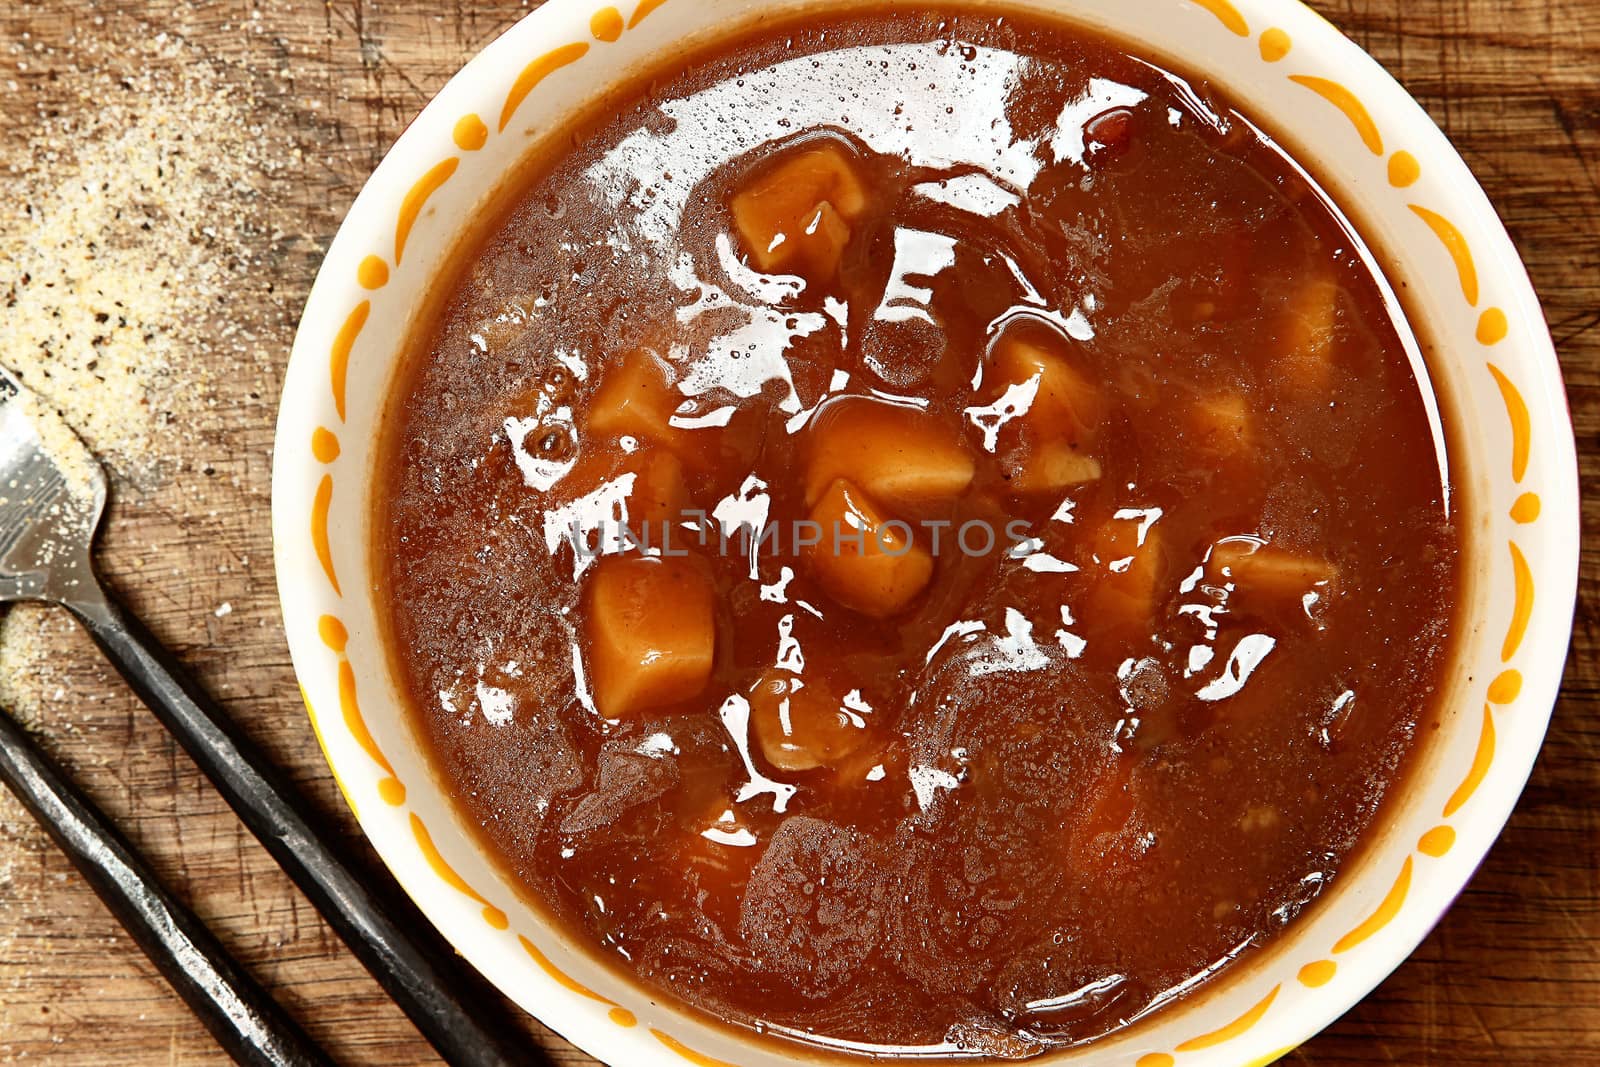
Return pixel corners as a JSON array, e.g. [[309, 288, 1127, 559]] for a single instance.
[[272, 1, 1579, 1063]]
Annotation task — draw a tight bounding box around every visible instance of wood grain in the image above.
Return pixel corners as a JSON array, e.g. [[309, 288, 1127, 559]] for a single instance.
[[0, 1, 1595, 1064]]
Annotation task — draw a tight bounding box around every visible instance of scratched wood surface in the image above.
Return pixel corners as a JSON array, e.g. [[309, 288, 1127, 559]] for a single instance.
[[0, 1, 1594, 1064]]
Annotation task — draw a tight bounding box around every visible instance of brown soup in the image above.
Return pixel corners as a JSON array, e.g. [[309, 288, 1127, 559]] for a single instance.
[[374, 8, 1460, 1058]]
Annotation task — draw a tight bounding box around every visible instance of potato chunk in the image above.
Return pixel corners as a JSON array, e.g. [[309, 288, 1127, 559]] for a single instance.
[[588, 348, 687, 451], [1006, 437, 1103, 494], [1190, 393, 1251, 454], [584, 554, 715, 718], [731, 141, 868, 279], [587, 348, 765, 475], [1275, 275, 1340, 389], [990, 333, 1102, 442], [806, 478, 934, 618], [1209, 537, 1337, 606], [804, 396, 976, 509], [791, 200, 853, 281], [556, 447, 694, 550], [563, 447, 690, 533], [748, 670, 870, 772], [1083, 518, 1166, 640]]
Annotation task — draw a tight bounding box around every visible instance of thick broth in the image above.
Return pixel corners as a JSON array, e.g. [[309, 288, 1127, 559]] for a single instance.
[[376, 10, 1459, 1057]]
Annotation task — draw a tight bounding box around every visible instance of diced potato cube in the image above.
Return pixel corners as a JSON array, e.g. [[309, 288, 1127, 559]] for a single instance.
[[1190, 392, 1251, 454], [1006, 437, 1103, 494], [584, 554, 715, 718], [1209, 537, 1337, 603], [1239, 804, 1283, 833], [731, 141, 868, 278], [1083, 519, 1166, 640], [587, 348, 688, 454], [791, 200, 853, 282], [990, 334, 1102, 442], [804, 396, 976, 508], [748, 669, 870, 772], [805, 479, 934, 618], [557, 446, 691, 537], [587, 348, 764, 475], [1275, 276, 1340, 389]]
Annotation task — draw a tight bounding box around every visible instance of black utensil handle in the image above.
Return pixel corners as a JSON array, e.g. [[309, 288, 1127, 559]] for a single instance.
[[65, 587, 539, 1067], [0, 707, 334, 1067]]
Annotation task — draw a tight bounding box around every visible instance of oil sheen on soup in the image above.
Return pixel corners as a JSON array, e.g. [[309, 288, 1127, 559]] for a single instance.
[[376, 10, 1460, 1057]]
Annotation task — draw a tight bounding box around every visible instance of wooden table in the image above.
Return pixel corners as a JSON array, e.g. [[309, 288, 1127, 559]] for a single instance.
[[0, 1, 1594, 1064]]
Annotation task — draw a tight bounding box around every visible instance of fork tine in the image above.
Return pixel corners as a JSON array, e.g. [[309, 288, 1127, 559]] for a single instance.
[[0, 365, 107, 601]]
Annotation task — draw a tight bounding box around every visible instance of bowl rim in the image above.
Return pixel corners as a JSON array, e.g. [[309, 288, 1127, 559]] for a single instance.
[[271, 1, 1580, 1064]]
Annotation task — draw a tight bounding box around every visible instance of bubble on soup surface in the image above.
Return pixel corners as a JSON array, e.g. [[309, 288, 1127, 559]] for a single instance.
[[541, 364, 576, 402], [536, 426, 574, 459]]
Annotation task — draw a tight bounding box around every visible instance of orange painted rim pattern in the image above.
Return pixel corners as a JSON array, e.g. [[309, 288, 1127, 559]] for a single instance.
[[296, 0, 1546, 1062]]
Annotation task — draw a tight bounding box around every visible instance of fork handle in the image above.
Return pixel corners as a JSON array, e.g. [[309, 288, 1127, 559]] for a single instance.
[[0, 707, 333, 1067], [65, 585, 539, 1067]]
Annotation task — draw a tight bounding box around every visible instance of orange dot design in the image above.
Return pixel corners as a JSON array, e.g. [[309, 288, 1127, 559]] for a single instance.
[[1477, 306, 1509, 345], [1488, 669, 1523, 705], [1388, 150, 1421, 187], [311, 427, 341, 464], [1258, 27, 1291, 62], [453, 113, 488, 152], [1298, 959, 1336, 987], [1229, 44, 1529, 1063], [317, 614, 349, 653], [357, 254, 389, 290], [1418, 825, 1456, 858], [590, 6, 625, 42]]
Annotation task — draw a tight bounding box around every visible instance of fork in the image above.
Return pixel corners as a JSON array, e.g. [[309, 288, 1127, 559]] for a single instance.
[[0, 365, 536, 1067], [0, 705, 332, 1066]]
